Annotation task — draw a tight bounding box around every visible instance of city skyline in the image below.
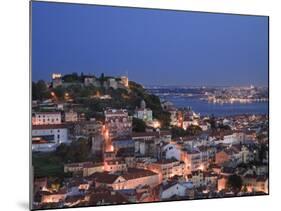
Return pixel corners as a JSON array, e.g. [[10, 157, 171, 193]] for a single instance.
[[32, 2, 268, 87]]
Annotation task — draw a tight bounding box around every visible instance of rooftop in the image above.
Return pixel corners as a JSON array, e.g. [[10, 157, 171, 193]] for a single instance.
[[32, 124, 69, 130]]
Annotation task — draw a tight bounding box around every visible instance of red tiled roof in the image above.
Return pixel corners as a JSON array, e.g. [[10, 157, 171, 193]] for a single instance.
[[91, 172, 121, 184], [122, 168, 158, 180]]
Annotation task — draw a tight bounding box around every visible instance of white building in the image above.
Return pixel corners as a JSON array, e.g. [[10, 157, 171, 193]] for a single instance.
[[167, 108, 178, 126], [148, 159, 186, 181], [32, 124, 69, 152], [105, 109, 132, 138], [134, 100, 153, 122], [108, 78, 118, 89], [182, 119, 199, 130], [64, 109, 78, 122], [52, 73, 62, 88], [84, 76, 95, 86], [32, 112, 62, 125], [162, 143, 182, 161], [120, 76, 129, 87], [84, 76, 101, 87], [182, 148, 202, 174], [214, 131, 244, 145], [93, 169, 161, 190], [161, 182, 193, 199], [132, 131, 171, 157], [104, 159, 128, 173], [199, 122, 211, 131]]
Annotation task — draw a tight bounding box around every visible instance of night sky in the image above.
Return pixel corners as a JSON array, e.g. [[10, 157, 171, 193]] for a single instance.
[[32, 1, 268, 86]]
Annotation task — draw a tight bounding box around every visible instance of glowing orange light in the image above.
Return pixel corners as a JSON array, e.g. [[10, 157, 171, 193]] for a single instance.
[[96, 91, 100, 97], [198, 164, 205, 171], [110, 145, 114, 152], [104, 129, 109, 139], [153, 120, 161, 128]]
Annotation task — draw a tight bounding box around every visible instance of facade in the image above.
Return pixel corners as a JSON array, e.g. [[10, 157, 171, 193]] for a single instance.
[[107, 78, 118, 89], [32, 124, 69, 152], [105, 109, 132, 138], [213, 131, 245, 145], [217, 176, 228, 191], [167, 108, 178, 126], [161, 143, 182, 161], [148, 159, 186, 181], [52, 73, 62, 88], [74, 120, 103, 137], [133, 131, 171, 157], [104, 159, 128, 173], [215, 147, 241, 165], [112, 136, 135, 157], [242, 175, 268, 193], [182, 120, 198, 130], [161, 183, 187, 199], [181, 148, 202, 174], [198, 145, 217, 166], [91, 135, 104, 156], [41, 190, 66, 203], [120, 76, 129, 87], [84, 76, 94, 86], [134, 100, 153, 122], [64, 110, 78, 122], [64, 162, 104, 177], [187, 170, 204, 188], [84, 76, 101, 87], [32, 112, 62, 125], [93, 168, 161, 190], [215, 150, 231, 165]]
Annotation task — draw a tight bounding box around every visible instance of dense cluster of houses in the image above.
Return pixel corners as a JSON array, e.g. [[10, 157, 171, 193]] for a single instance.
[[32, 73, 269, 209]]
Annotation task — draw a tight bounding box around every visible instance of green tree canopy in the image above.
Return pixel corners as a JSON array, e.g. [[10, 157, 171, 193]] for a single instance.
[[32, 80, 50, 100], [171, 126, 186, 138], [186, 125, 202, 136], [55, 138, 92, 163], [132, 117, 146, 132], [62, 72, 80, 83], [227, 174, 243, 193]]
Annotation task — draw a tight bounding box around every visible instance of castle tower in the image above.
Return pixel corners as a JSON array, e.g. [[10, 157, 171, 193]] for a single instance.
[[140, 100, 146, 109]]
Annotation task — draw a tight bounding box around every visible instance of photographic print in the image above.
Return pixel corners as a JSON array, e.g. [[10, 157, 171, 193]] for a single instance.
[[31, 1, 269, 210]]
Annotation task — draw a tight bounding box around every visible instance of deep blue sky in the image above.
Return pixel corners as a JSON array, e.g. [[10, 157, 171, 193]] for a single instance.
[[32, 2, 268, 86]]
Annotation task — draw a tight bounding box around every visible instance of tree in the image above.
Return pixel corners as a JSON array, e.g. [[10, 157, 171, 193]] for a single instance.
[[32, 80, 49, 100], [55, 138, 91, 163], [258, 143, 268, 163], [55, 143, 68, 158], [242, 185, 248, 193], [171, 126, 186, 138], [52, 86, 65, 99], [186, 125, 202, 136], [154, 111, 171, 128], [51, 183, 60, 192], [100, 73, 105, 81], [132, 118, 146, 132], [208, 114, 217, 130], [62, 72, 79, 82], [227, 174, 243, 193], [217, 124, 231, 131], [80, 72, 84, 82], [256, 133, 266, 142]]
